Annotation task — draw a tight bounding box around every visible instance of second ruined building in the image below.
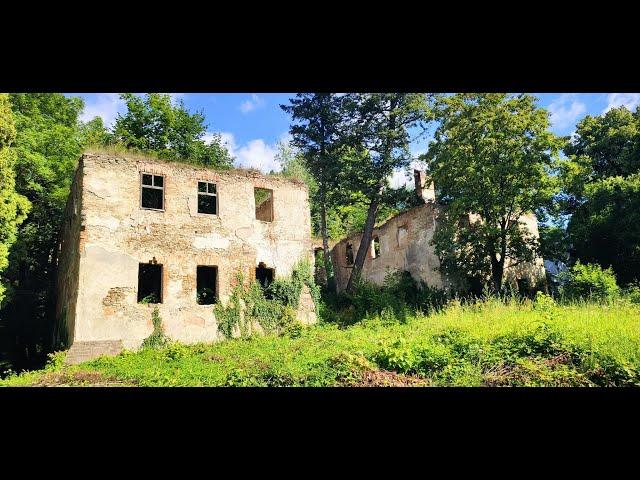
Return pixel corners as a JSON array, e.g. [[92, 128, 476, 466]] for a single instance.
[[330, 170, 546, 294]]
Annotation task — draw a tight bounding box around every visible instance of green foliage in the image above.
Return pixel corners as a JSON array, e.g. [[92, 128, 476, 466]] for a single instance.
[[80, 116, 113, 146], [214, 273, 245, 339], [562, 105, 640, 207], [140, 306, 168, 350], [534, 292, 558, 321], [139, 293, 159, 304], [333, 270, 449, 326], [214, 261, 319, 340], [538, 224, 570, 265], [283, 93, 432, 294], [0, 94, 30, 305], [567, 174, 640, 285], [112, 93, 234, 168], [559, 262, 620, 302], [557, 106, 640, 286], [423, 93, 562, 292], [625, 284, 640, 304], [3, 298, 640, 387], [277, 141, 313, 184], [0, 93, 83, 370]]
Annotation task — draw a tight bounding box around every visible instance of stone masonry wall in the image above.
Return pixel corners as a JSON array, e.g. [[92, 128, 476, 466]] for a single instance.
[[331, 203, 547, 294], [53, 161, 85, 349], [331, 203, 447, 293], [65, 153, 313, 351]]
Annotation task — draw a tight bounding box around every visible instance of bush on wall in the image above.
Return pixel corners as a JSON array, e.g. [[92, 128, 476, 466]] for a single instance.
[[214, 260, 319, 339]]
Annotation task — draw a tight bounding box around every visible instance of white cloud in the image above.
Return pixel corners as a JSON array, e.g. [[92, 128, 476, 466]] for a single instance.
[[278, 131, 293, 146], [211, 131, 282, 173], [79, 93, 126, 128], [239, 94, 265, 114], [547, 94, 587, 131], [389, 158, 428, 189], [390, 169, 411, 189], [202, 132, 220, 145], [603, 93, 640, 113]]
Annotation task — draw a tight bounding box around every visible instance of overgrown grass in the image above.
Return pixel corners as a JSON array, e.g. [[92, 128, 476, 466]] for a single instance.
[[2, 297, 639, 387]]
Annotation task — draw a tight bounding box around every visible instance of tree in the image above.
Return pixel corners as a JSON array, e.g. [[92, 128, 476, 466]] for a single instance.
[[343, 93, 431, 293], [281, 94, 347, 289], [560, 106, 640, 284], [0, 94, 30, 306], [1, 93, 85, 369], [113, 93, 233, 168], [538, 224, 570, 265], [561, 106, 640, 212], [80, 116, 113, 146], [423, 93, 561, 292], [275, 139, 415, 243], [567, 174, 640, 285]]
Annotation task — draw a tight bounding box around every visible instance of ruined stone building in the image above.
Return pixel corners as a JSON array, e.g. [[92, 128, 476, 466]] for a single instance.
[[55, 153, 315, 363], [330, 170, 546, 294]]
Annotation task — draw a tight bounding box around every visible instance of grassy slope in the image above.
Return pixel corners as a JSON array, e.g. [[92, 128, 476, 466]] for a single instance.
[[2, 299, 640, 386]]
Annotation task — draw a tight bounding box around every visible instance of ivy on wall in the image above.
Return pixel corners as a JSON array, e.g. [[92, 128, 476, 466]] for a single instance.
[[214, 260, 320, 339]]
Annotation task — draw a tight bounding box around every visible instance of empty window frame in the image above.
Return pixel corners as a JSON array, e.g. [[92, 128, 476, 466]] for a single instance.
[[198, 181, 217, 215], [138, 263, 163, 303], [254, 187, 273, 222], [197, 266, 218, 305], [345, 242, 354, 266], [371, 236, 381, 259], [141, 173, 165, 210], [256, 262, 275, 290], [397, 225, 408, 247], [517, 278, 531, 297]]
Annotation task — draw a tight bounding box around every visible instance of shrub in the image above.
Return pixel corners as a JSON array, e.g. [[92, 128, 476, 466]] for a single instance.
[[215, 261, 320, 339], [336, 270, 449, 325], [624, 283, 640, 304], [372, 338, 417, 373], [383, 270, 449, 314], [140, 306, 168, 349], [534, 292, 559, 321], [559, 261, 620, 302]]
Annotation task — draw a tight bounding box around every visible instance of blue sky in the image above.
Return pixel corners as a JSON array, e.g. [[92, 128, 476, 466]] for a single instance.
[[65, 92, 640, 186]]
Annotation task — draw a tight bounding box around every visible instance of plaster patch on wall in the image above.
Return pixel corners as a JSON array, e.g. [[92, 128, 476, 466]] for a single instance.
[[193, 233, 231, 250], [168, 278, 183, 298], [87, 215, 120, 230]]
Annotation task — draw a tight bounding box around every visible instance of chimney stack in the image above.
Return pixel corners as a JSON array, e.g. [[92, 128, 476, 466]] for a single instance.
[[414, 169, 435, 203]]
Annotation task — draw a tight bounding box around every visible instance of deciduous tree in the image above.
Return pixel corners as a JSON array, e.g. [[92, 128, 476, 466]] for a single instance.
[[281, 94, 347, 289], [0, 94, 30, 305], [113, 93, 233, 168], [560, 106, 640, 284], [423, 93, 561, 292], [343, 93, 431, 293], [1, 93, 85, 368]]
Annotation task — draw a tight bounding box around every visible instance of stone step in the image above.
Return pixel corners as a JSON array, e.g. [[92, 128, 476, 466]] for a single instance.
[[64, 340, 124, 365]]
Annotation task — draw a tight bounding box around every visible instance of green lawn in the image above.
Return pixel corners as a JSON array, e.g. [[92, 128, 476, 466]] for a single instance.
[[2, 298, 640, 387]]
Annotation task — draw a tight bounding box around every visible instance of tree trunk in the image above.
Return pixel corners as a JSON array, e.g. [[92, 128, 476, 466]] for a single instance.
[[491, 256, 504, 293], [345, 196, 379, 294], [319, 199, 334, 292], [489, 240, 504, 295], [489, 240, 506, 294]]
